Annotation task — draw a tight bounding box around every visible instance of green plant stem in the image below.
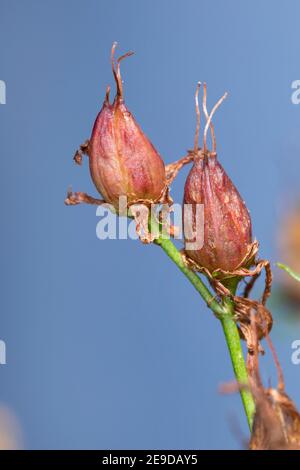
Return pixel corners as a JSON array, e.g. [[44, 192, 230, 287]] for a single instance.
[[154, 230, 255, 430], [221, 286, 255, 429], [155, 235, 224, 317]]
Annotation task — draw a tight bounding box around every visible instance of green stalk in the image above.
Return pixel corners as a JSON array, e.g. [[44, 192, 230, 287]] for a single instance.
[[154, 226, 255, 430], [155, 234, 224, 318], [221, 280, 255, 429]]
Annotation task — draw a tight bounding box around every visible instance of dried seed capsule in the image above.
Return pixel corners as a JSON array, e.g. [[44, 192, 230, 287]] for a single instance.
[[65, 44, 195, 243], [89, 43, 166, 209], [183, 84, 252, 273]]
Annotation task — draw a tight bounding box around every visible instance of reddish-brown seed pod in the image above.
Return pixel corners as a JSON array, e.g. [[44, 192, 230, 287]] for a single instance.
[[89, 43, 166, 208], [183, 84, 252, 273], [184, 153, 252, 272]]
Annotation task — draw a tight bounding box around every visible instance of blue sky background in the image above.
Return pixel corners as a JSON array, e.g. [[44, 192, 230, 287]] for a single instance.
[[1, 0, 300, 449]]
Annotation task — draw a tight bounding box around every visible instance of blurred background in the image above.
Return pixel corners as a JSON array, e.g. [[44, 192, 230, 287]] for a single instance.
[[1, 0, 300, 450]]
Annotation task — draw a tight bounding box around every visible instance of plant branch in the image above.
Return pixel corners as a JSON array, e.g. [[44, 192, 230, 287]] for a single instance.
[[221, 289, 255, 429], [153, 221, 255, 430], [155, 235, 225, 317]]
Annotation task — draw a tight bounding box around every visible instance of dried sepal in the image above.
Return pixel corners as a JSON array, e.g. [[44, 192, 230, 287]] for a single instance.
[[222, 312, 300, 450], [64, 189, 105, 206], [249, 322, 300, 450], [73, 140, 90, 165]]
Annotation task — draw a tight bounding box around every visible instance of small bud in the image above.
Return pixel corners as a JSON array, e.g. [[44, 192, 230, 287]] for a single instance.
[[183, 84, 252, 273], [89, 43, 166, 209]]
